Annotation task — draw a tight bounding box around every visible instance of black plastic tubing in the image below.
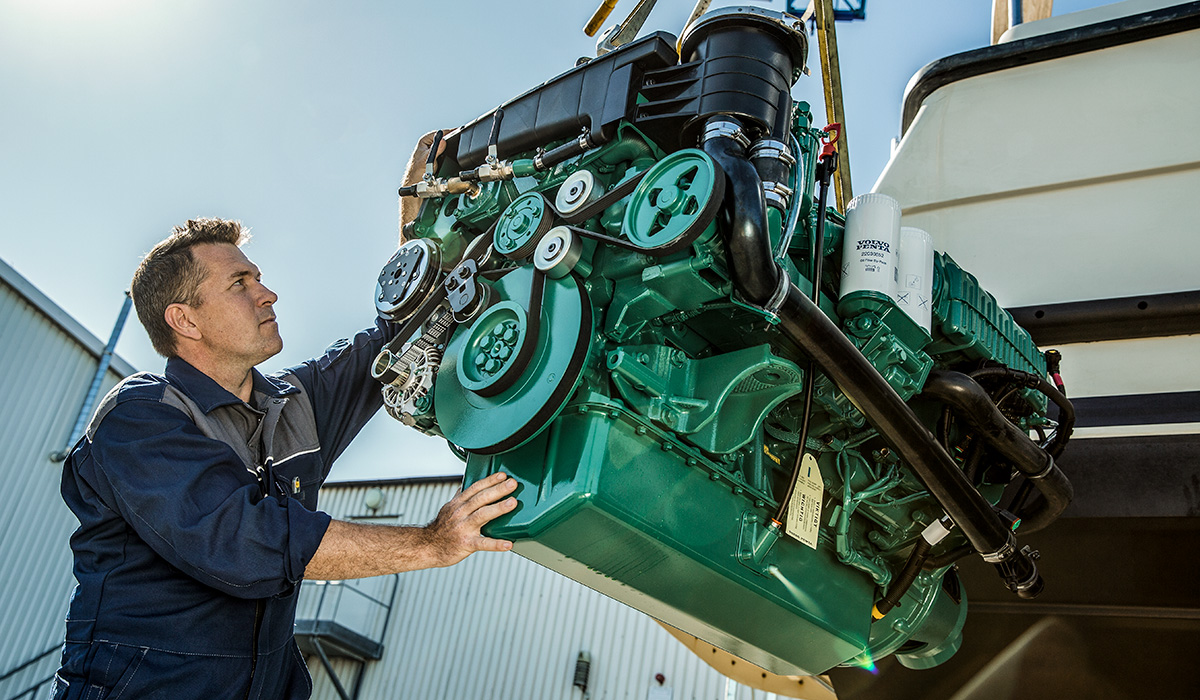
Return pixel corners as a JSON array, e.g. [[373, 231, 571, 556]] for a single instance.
[[702, 118, 781, 306], [922, 370, 1074, 534]]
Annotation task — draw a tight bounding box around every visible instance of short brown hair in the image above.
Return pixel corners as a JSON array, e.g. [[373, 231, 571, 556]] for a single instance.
[[131, 218, 250, 357]]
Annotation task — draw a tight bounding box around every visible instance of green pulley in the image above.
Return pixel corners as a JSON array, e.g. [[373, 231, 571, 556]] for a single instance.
[[622, 148, 725, 255], [457, 302, 529, 395], [436, 267, 593, 454], [494, 192, 555, 259]]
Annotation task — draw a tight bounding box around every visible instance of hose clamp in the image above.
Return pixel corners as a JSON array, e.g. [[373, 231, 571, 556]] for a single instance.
[[762, 181, 794, 211], [749, 139, 796, 166], [762, 266, 790, 317], [702, 120, 751, 151], [980, 536, 1017, 564]]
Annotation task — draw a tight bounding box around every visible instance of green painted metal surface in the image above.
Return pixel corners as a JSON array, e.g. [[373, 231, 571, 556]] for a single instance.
[[467, 398, 874, 676], [494, 192, 552, 258], [623, 149, 722, 252]]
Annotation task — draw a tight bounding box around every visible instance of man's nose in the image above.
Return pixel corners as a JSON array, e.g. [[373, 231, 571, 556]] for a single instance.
[[258, 283, 278, 306]]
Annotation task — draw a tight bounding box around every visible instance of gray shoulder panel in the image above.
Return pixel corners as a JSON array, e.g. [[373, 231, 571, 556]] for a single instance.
[[272, 372, 321, 465]]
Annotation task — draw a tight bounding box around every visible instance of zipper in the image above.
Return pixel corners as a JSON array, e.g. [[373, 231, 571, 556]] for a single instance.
[[243, 599, 265, 700]]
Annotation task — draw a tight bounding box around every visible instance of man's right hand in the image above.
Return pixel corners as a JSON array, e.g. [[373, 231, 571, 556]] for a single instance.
[[303, 472, 518, 581], [399, 128, 457, 237], [423, 471, 519, 568]]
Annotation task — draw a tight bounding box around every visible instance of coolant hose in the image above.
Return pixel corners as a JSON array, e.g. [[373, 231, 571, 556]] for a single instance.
[[967, 366, 1075, 459], [922, 370, 1074, 534], [874, 538, 931, 618], [702, 118, 782, 306]]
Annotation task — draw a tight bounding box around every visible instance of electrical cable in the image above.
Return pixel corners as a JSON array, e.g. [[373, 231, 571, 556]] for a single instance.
[[773, 147, 836, 525]]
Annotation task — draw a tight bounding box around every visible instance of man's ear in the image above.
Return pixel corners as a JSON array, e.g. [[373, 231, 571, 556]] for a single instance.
[[165, 303, 202, 342]]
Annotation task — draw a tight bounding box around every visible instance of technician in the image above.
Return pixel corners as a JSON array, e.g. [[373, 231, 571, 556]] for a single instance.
[[54, 214, 517, 699]]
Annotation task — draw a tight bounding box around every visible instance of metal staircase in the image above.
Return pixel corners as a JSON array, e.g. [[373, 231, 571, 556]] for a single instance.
[[294, 575, 400, 700]]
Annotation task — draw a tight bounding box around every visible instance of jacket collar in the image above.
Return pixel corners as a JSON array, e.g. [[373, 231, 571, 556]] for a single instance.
[[165, 356, 299, 414]]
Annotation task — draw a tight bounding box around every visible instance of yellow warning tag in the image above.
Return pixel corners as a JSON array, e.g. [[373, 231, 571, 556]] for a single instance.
[[784, 453, 823, 550]]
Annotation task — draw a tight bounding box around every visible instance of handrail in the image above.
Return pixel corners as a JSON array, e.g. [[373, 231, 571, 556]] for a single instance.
[[298, 574, 401, 647], [0, 645, 58, 684], [7, 677, 55, 700], [1, 644, 60, 700]]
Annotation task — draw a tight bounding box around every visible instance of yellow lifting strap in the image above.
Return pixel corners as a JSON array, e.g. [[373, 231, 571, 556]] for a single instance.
[[812, 0, 853, 212]]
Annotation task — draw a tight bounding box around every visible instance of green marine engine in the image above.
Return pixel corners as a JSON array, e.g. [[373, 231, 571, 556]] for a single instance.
[[373, 7, 1074, 676]]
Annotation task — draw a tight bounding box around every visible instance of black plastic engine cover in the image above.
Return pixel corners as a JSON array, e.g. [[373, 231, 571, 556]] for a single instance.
[[453, 32, 679, 168]]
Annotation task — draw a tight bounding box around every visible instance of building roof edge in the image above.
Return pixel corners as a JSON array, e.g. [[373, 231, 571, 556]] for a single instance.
[[0, 256, 137, 378]]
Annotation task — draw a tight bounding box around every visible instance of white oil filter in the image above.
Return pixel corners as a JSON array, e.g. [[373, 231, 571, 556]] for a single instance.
[[839, 193, 901, 301], [897, 226, 935, 332]]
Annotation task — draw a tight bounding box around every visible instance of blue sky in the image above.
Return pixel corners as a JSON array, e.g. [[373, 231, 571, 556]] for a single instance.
[[0, 0, 1107, 480]]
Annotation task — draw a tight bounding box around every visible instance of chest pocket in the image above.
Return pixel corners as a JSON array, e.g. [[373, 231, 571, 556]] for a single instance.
[[271, 457, 322, 509], [258, 387, 324, 507]]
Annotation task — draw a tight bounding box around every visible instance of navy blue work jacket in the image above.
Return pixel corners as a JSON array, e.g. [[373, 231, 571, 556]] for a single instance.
[[55, 319, 396, 700]]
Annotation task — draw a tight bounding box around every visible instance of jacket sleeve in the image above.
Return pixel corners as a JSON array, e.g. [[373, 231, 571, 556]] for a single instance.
[[81, 398, 332, 599], [284, 316, 401, 469]]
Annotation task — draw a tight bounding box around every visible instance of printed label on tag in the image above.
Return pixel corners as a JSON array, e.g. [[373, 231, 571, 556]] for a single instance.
[[784, 453, 824, 550]]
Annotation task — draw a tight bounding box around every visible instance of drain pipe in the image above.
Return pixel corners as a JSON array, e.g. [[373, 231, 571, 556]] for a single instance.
[[50, 291, 133, 462]]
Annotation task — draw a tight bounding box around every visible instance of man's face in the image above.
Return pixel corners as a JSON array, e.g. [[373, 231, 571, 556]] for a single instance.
[[186, 242, 283, 367]]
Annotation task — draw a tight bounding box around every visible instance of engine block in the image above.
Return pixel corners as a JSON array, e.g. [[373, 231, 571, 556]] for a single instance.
[[373, 7, 1072, 676]]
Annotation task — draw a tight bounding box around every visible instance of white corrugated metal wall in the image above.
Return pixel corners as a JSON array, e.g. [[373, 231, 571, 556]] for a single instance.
[[307, 479, 772, 700], [0, 259, 135, 699]]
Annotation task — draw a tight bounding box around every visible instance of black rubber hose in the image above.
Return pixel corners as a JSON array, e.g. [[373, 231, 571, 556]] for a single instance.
[[875, 538, 932, 618], [537, 131, 605, 170], [1011, 468, 1073, 535], [750, 143, 791, 212], [923, 543, 972, 570], [427, 129, 444, 169], [702, 118, 781, 306], [922, 370, 1073, 534], [968, 366, 1075, 459], [962, 439, 986, 485], [773, 154, 834, 524], [775, 286, 1015, 558], [487, 108, 504, 151], [924, 370, 1054, 475]]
